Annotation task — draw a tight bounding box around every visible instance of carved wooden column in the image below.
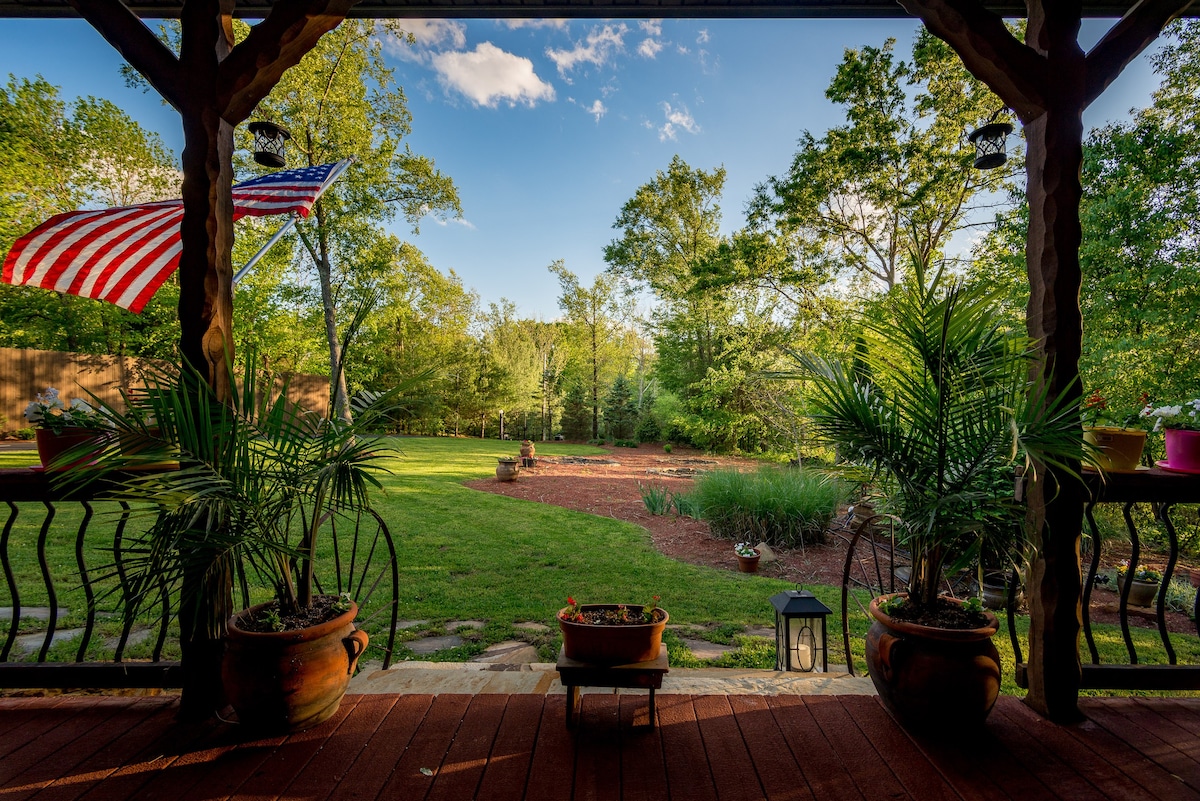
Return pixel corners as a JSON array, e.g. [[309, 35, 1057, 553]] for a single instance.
[[898, 0, 1190, 722], [66, 0, 358, 720]]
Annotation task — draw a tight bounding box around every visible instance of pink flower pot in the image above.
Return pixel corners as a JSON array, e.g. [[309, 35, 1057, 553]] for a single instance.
[[1165, 429, 1200, 472]]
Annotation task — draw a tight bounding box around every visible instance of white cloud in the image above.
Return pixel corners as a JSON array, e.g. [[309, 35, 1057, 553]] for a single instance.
[[639, 20, 663, 36], [503, 19, 570, 30], [546, 23, 628, 76], [432, 43, 556, 108], [658, 101, 700, 141], [585, 99, 607, 122], [383, 19, 467, 61], [638, 38, 663, 59], [676, 45, 690, 55], [697, 28, 710, 44]]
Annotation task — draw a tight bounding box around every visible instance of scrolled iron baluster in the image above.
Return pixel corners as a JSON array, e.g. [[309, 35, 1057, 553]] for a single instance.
[[1119, 501, 1141, 665], [1083, 501, 1103, 664], [1158, 502, 1179, 665], [74, 501, 96, 662], [1, 501, 21, 662], [36, 501, 57, 663]]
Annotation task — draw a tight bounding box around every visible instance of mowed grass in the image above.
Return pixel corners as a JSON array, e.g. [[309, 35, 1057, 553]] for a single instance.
[[2, 436, 1198, 696]]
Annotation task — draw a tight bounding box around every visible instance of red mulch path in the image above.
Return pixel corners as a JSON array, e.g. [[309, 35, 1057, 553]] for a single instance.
[[467, 443, 1199, 635]]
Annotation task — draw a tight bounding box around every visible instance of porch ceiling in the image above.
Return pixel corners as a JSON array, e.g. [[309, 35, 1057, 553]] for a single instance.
[[0, 0, 1166, 20]]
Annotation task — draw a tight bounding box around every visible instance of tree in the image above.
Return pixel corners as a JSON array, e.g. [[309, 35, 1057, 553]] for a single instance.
[[249, 20, 461, 421], [550, 261, 629, 441], [750, 31, 1014, 292], [602, 375, 638, 440]]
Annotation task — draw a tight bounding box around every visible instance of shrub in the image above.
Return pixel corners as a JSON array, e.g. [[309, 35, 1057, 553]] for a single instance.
[[663, 443, 672, 454], [639, 483, 673, 515], [15, 427, 35, 440], [1164, 577, 1197, 619], [690, 467, 847, 548], [614, 439, 638, 448], [672, 491, 699, 518]]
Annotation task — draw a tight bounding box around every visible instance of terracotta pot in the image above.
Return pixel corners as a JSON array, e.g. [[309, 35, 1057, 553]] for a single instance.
[[1117, 572, 1160, 608], [223, 599, 368, 733], [520, 440, 536, 458], [35, 428, 100, 471], [736, 553, 760, 573], [558, 604, 668, 665], [1083, 426, 1146, 472], [1165, 429, 1200, 472], [865, 594, 1001, 731], [496, 460, 520, 481]]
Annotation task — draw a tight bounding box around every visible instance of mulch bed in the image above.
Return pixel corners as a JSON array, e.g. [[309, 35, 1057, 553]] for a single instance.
[[466, 443, 1200, 635]]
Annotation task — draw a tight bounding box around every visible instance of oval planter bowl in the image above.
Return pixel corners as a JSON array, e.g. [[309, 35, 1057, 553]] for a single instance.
[[1083, 426, 1146, 472], [1117, 573, 1160, 608], [865, 594, 1001, 732], [558, 604, 668, 665], [223, 599, 368, 733]]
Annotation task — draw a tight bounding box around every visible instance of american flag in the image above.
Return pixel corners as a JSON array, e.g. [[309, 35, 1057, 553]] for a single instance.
[[1, 161, 348, 314]]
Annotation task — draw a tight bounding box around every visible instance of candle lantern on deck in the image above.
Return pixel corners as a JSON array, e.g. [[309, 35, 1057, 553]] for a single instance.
[[248, 120, 291, 168], [770, 589, 831, 673], [967, 119, 1013, 170]]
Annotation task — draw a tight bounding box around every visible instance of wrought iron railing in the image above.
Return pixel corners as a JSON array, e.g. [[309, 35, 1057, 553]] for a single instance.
[[0, 466, 398, 689]]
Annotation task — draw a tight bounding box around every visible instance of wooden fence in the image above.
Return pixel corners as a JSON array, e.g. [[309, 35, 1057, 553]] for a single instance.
[[0, 347, 329, 430]]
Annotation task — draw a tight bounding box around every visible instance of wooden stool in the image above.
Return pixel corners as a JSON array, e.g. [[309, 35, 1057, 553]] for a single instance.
[[556, 647, 669, 728]]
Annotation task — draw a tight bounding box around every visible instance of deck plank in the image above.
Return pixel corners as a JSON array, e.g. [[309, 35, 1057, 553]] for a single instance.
[[766, 695, 867, 801], [657, 694, 719, 801], [425, 694, 509, 801], [618, 694, 669, 801], [2, 694, 1200, 800], [474, 694, 545, 801]]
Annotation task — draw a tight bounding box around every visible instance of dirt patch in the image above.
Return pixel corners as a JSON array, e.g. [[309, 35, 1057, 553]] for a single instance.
[[467, 443, 1200, 636]]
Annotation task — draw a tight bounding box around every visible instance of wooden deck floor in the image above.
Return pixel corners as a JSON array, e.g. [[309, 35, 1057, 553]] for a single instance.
[[1, 693, 1198, 800]]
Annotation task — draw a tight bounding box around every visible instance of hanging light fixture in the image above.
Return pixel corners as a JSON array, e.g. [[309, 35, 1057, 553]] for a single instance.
[[248, 120, 291, 169], [968, 111, 1013, 170]]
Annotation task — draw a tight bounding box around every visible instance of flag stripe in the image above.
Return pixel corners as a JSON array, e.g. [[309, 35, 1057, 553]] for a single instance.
[[1, 162, 344, 313]]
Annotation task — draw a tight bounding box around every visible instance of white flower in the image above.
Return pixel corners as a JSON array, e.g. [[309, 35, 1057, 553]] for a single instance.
[[23, 401, 43, 423]]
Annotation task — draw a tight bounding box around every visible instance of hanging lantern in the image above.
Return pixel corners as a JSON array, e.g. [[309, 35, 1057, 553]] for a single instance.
[[770, 589, 831, 672], [968, 121, 1013, 170], [248, 120, 291, 168]]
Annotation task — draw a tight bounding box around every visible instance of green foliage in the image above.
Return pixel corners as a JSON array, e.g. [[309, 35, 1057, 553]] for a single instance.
[[801, 262, 1083, 610], [602, 375, 638, 440], [638, 483, 673, 515], [689, 467, 847, 548], [1164, 578, 1197, 619], [559, 381, 591, 441]]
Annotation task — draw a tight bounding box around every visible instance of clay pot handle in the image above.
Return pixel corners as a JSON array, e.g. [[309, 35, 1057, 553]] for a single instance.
[[876, 631, 899, 682], [344, 629, 369, 674]]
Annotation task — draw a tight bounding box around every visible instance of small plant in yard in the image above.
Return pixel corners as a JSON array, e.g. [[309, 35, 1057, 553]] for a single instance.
[[639, 482, 673, 515], [1118, 561, 1161, 583], [663, 443, 672, 454], [672, 491, 699, 518], [691, 466, 847, 548], [734, 542, 758, 557], [1163, 578, 1197, 618]]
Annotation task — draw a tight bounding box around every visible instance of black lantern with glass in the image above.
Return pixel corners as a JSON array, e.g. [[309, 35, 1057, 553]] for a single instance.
[[770, 589, 831, 673], [248, 120, 291, 169]]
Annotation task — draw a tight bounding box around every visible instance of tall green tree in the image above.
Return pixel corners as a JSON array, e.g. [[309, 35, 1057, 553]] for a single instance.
[[750, 30, 1014, 292], [248, 20, 461, 420]]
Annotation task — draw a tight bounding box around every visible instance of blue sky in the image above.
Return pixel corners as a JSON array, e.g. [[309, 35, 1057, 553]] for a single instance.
[[0, 17, 1168, 319]]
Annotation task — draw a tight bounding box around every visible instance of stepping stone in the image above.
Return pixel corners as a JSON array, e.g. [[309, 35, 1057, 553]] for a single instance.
[[744, 626, 776, 639], [446, 620, 485, 631], [13, 628, 85, 656], [680, 637, 736, 661], [407, 635, 464, 655], [395, 620, 430, 630], [513, 622, 550, 632], [474, 641, 540, 664], [0, 607, 69, 622]]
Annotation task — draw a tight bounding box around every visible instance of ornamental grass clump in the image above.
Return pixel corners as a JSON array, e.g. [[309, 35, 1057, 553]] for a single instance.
[[690, 466, 847, 548]]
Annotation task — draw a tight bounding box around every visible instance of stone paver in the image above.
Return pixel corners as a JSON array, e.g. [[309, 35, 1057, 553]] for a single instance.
[[680, 637, 736, 661], [12, 628, 85, 656], [350, 660, 875, 697], [0, 607, 69, 621], [474, 641, 540, 663], [406, 634, 464, 655], [446, 620, 485, 631], [513, 621, 550, 632]]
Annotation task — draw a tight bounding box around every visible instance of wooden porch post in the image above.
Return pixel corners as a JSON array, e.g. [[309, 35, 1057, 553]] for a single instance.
[[65, 0, 359, 719], [896, 0, 1191, 721]]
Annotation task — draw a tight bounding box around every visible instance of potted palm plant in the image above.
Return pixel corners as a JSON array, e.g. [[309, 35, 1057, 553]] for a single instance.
[[801, 261, 1081, 730], [67, 353, 411, 732]]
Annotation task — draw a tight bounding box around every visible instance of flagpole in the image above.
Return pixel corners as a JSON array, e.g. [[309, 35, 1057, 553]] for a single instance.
[[232, 157, 355, 286]]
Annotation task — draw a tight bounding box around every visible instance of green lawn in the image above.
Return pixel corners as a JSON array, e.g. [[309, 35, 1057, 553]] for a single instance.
[[2, 436, 1197, 696]]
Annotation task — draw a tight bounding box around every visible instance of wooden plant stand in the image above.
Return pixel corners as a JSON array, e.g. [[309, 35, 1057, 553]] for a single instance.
[[556, 647, 669, 728]]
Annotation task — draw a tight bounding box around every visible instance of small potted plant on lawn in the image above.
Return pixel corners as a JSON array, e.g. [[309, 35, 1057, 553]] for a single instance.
[[1081, 391, 1148, 472], [1116, 561, 1161, 608], [558, 595, 668, 664], [24, 387, 109, 470], [800, 260, 1082, 730], [734, 542, 760, 573], [66, 353, 413, 732], [1141, 399, 1200, 473], [496, 456, 520, 481]]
